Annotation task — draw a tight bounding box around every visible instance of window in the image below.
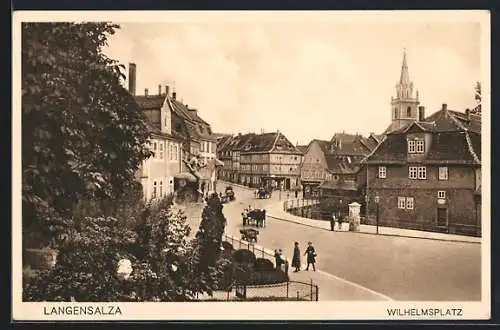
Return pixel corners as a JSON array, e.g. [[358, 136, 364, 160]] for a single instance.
[[174, 145, 178, 160], [152, 181, 157, 198], [159, 181, 163, 197], [152, 141, 157, 155], [417, 166, 426, 179], [438, 191, 446, 199], [406, 197, 414, 210], [408, 166, 418, 179], [408, 140, 416, 153], [398, 197, 406, 209], [407, 106, 412, 117], [438, 166, 448, 180], [158, 142, 164, 159], [416, 139, 425, 153], [378, 166, 386, 178]]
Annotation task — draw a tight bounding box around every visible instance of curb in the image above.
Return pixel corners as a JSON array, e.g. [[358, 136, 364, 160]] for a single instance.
[[267, 213, 481, 245]]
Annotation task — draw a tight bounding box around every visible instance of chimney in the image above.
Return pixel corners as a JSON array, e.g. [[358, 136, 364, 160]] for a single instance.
[[158, 84, 162, 96], [465, 108, 471, 120], [144, 88, 148, 97], [442, 103, 447, 111], [418, 106, 425, 121], [128, 63, 136, 96], [165, 85, 170, 96], [172, 91, 177, 100]]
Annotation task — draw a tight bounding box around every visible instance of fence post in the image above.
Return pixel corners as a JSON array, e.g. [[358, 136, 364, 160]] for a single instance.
[[296, 291, 300, 301], [252, 244, 255, 254], [310, 278, 313, 301], [286, 281, 289, 298], [316, 285, 319, 301]]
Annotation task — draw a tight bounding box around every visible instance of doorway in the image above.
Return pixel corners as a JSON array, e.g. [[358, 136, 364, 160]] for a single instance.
[[436, 208, 448, 227]]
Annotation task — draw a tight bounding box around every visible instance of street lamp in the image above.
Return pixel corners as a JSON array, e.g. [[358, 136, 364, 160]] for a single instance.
[[374, 195, 380, 234]]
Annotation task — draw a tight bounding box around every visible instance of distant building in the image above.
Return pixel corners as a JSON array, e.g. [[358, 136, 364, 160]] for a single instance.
[[216, 134, 234, 181], [384, 49, 423, 135], [230, 133, 257, 184], [300, 134, 378, 199], [239, 131, 303, 190], [361, 103, 481, 236]]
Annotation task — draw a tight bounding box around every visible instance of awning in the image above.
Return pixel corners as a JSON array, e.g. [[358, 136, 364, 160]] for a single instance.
[[174, 172, 197, 182]]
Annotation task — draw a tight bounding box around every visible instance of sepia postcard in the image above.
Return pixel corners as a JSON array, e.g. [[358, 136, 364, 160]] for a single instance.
[[12, 10, 491, 321]]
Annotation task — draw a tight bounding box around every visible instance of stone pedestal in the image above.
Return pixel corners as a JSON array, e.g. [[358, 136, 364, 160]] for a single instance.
[[348, 202, 361, 232]]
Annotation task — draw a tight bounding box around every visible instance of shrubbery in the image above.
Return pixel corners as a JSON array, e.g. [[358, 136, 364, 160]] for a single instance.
[[216, 248, 289, 290]]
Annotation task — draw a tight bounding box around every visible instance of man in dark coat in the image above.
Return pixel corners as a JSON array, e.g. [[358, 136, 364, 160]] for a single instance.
[[291, 242, 301, 272], [304, 241, 316, 271]]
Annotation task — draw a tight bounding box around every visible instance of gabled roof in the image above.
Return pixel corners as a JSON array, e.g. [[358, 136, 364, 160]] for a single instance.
[[232, 133, 257, 152], [330, 133, 376, 156], [166, 97, 217, 142], [134, 95, 166, 110], [240, 131, 301, 154], [296, 145, 308, 154], [363, 108, 481, 165]]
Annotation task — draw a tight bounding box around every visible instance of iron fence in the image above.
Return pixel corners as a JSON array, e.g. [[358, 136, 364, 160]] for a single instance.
[[283, 199, 320, 212], [222, 233, 288, 267], [221, 233, 319, 301], [361, 215, 482, 237], [283, 198, 481, 238]]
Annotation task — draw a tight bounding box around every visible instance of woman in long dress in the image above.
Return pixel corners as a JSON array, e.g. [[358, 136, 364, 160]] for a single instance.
[[291, 242, 301, 272]]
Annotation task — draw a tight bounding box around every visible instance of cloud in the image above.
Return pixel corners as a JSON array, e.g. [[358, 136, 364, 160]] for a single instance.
[[103, 20, 481, 145]]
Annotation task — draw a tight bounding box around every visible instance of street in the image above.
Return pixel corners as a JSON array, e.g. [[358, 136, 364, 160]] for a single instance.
[[211, 182, 482, 301]]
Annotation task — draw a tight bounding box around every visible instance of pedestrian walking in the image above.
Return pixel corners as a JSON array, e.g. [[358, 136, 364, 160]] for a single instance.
[[274, 249, 282, 270], [330, 213, 336, 231], [337, 212, 343, 231], [291, 242, 301, 272], [304, 241, 317, 271]]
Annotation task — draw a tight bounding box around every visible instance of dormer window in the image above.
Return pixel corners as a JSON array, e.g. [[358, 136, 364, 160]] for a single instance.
[[416, 139, 425, 153], [408, 137, 425, 154]]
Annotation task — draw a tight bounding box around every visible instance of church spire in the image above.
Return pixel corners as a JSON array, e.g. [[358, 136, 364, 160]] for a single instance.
[[399, 48, 410, 85]]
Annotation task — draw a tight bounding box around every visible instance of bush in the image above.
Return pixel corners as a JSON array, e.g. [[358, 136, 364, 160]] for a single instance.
[[254, 258, 274, 272], [245, 269, 289, 286], [232, 249, 256, 265]]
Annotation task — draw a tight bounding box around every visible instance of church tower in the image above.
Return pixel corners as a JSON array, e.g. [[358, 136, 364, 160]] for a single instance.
[[387, 49, 420, 133]]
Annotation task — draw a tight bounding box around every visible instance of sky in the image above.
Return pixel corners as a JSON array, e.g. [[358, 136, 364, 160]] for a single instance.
[[102, 13, 483, 145]]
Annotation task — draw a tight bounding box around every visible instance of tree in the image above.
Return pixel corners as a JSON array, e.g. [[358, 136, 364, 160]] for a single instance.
[[475, 81, 481, 102], [23, 216, 138, 302], [22, 23, 152, 247], [130, 196, 197, 301], [187, 194, 229, 295]]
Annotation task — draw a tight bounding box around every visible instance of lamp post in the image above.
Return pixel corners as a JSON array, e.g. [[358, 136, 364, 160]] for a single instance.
[[374, 195, 380, 235]]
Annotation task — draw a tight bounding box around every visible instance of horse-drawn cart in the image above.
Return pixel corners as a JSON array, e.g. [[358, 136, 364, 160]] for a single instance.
[[240, 228, 259, 243], [242, 209, 266, 228]]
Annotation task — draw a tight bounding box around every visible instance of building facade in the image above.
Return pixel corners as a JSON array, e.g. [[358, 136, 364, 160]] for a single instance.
[[300, 134, 378, 199], [216, 134, 234, 181], [129, 63, 221, 199], [239, 131, 302, 190], [362, 104, 481, 236]]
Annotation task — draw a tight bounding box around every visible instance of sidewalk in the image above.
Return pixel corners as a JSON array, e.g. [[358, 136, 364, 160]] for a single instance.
[[267, 200, 481, 244], [219, 232, 391, 301]]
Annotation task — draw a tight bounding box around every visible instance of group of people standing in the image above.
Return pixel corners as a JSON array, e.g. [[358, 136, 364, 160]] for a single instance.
[[330, 211, 345, 231], [274, 241, 317, 273]]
